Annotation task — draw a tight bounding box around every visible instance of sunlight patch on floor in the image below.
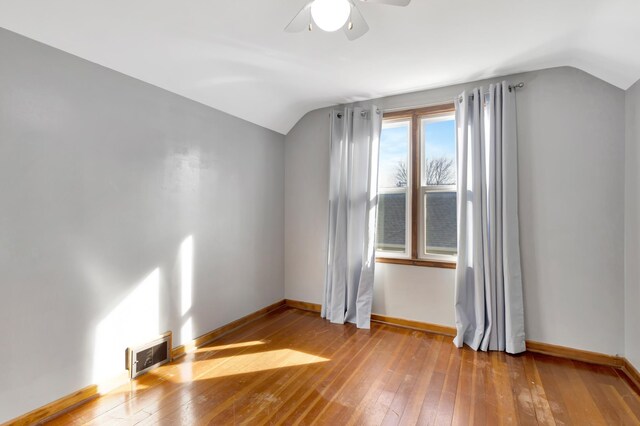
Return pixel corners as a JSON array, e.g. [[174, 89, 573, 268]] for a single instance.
[[198, 340, 266, 352], [166, 348, 329, 383]]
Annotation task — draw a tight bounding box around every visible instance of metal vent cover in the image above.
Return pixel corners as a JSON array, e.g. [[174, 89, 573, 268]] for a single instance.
[[127, 332, 172, 379]]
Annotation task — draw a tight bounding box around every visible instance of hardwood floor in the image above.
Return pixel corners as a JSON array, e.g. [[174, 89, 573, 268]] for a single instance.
[[46, 307, 640, 425]]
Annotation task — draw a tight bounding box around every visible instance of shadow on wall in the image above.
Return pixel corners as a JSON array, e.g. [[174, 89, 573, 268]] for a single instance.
[[91, 235, 194, 392]]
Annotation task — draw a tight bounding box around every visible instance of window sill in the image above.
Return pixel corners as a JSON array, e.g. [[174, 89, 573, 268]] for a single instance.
[[375, 257, 456, 269]]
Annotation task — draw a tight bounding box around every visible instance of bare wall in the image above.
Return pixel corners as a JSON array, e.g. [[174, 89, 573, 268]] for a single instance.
[[0, 28, 285, 422], [285, 66, 625, 357], [625, 78, 640, 370]]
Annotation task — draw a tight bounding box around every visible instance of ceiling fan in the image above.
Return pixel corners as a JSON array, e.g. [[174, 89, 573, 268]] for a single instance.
[[285, 0, 411, 41]]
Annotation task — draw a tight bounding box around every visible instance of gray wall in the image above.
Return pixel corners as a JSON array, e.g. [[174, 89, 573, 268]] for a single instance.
[[0, 28, 285, 422], [285, 67, 626, 356], [625, 79, 640, 370]]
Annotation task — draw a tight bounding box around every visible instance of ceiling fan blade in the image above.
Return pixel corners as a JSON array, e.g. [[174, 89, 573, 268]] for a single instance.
[[344, 2, 369, 40], [284, 2, 313, 33], [358, 0, 411, 6]]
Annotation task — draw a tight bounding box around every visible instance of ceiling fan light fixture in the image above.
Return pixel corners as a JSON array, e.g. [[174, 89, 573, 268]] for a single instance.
[[310, 0, 351, 32]]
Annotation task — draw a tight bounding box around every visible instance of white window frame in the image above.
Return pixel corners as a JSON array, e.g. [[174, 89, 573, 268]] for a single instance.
[[418, 113, 457, 262], [375, 119, 411, 259], [418, 185, 457, 262]]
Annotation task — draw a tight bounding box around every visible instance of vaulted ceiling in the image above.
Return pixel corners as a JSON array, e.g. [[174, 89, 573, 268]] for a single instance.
[[1, 0, 639, 134]]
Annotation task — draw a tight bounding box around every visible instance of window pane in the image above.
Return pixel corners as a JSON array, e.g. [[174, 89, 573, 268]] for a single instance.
[[377, 120, 410, 254], [422, 117, 456, 186], [377, 192, 406, 252], [424, 191, 457, 255], [379, 120, 410, 189]]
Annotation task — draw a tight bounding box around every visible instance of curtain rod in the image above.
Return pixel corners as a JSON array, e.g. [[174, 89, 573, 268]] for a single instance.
[[335, 108, 381, 119], [336, 82, 526, 118], [458, 82, 525, 103]]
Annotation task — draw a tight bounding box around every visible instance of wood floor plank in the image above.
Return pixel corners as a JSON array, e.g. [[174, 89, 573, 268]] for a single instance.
[[414, 338, 452, 425], [469, 350, 488, 425], [233, 325, 357, 424], [551, 358, 608, 425], [451, 347, 473, 425], [504, 354, 537, 425], [532, 355, 573, 425], [258, 325, 384, 425], [521, 353, 557, 426], [396, 335, 443, 425], [246, 325, 363, 425], [293, 326, 387, 424], [344, 329, 412, 426], [434, 340, 463, 425], [313, 325, 406, 425], [361, 330, 428, 425], [601, 383, 640, 425], [44, 307, 640, 426], [568, 361, 609, 424], [379, 332, 433, 425], [612, 368, 640, 419], [202, 312, 358, 424]]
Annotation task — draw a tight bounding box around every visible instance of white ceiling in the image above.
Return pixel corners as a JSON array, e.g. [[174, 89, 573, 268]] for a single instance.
[[1, 0, 639, 134]]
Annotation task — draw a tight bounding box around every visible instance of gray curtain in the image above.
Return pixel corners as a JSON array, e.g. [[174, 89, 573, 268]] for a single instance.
[[322, 106, 381, 329], [453, 82, 526, 354]]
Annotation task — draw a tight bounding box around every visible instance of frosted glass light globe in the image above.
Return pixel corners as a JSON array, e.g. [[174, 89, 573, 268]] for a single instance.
[[311, 0, 351, 32]]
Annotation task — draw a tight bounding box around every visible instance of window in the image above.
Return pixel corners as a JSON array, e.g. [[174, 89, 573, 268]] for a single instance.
[[376, 104, 457, 268], [376, 119, 411, 256]]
